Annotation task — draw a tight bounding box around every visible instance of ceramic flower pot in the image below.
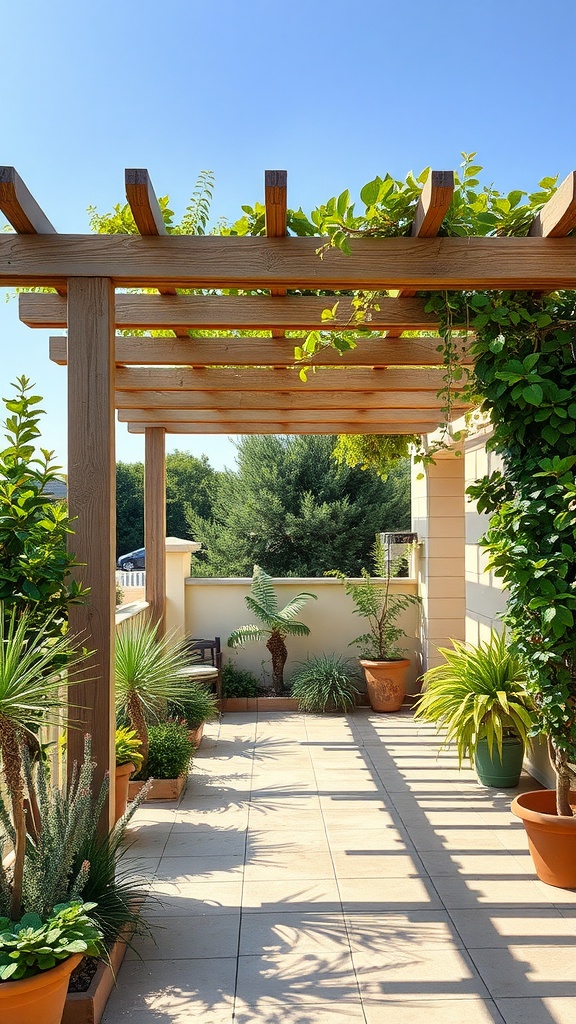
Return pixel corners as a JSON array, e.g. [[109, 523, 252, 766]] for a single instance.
[[360, 659, 410, 712], [0, 953, 83, 1024], [114, 761, 136, 824], [511, 789, 576, 888], [475, 736, 524, 788]]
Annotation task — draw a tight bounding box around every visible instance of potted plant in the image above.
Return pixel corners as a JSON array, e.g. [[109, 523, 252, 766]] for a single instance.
[[114, 617, 191, 769], [114, 727, 144, 823], [227, 565, 317, 695], [290, 654, 360, 713], [333, 540, 419, 712], [220, 662, 261, 711], [167, 683, 219, 747], [129, 720, 195, 801], [0, 901, 102, 1024], [413, 630, 535, 787]]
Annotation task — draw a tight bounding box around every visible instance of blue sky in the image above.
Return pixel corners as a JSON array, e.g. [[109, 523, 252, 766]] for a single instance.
[[2, 0, 576, 470]]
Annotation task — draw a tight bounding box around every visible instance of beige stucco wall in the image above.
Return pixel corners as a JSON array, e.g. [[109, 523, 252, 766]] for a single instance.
[[184, 576, 422, 694], [411, 448, 466, 671]]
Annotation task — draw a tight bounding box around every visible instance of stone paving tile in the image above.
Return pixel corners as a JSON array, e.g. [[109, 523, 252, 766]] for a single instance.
[[112, 709, 567, 1023]]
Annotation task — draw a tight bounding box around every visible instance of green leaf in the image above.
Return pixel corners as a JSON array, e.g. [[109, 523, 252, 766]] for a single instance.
[[522, 383, 543, 406], [360, 179, 382, 207]]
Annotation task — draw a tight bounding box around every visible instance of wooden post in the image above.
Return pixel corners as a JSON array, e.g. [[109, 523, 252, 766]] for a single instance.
[[144, 426, 166, 633], [66, 278, 116, 832]]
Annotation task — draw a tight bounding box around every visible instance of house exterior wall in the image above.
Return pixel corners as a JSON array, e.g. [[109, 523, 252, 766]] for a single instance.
[[184, 576, 421, 694]]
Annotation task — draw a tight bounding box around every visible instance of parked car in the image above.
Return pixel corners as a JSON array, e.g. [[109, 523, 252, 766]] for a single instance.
[[117, 548, 145, 571]]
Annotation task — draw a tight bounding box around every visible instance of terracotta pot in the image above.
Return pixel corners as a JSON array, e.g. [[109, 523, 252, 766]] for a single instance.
[[0, 952, 82, 1024], [511, 789, 576, 888], [360, 659, 410, 712], [187, 723, 204, 748], [114, 762, 136, 824]]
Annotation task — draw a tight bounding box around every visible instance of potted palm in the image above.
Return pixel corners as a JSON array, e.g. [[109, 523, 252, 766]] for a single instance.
[[333, 540, 419, 712], [227, 565, 317, 695], [414, 630, 535, 787]]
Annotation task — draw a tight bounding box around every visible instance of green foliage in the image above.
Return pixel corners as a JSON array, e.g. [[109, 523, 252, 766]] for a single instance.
[[167, 682, 219, 729], [134, 721, 194, 781], [88, 170, 214, 237], [0, 376, 88, 635], [116, 452, 217, 559], [290, 654, 360, 713], [190, 435, 411, 577], [332, 436, 415, 480], [221, 662, 261, 699], [115, 727, 143, 772], [0, 901, 102, 981], [414, 631, 535, 765], [333, 539, 419, 661]]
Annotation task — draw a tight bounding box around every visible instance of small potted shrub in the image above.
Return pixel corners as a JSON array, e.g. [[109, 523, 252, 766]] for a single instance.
[[291, 654, 360, 713], [333, 540, 419, 712], [414, 630, 535, 788], [114, 727, 144, 823], [168, 682, 219, 747], [130, 721, 195, 801]]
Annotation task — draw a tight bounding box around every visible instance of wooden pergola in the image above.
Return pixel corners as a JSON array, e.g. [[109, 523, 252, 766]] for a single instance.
[[1, 163, 576, 827]]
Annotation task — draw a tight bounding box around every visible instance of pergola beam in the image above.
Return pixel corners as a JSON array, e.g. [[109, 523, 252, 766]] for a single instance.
[[0, 166, 57, 234], [5, 234, 576, 289], [117, 407, 443, 425], [22, 293, 441, 330], [529, 171, 576, 238], [125, 168, 168, 236], [411, 170, 455, 239], [114, 366, 449, 392], [127, 421, 438, 435], [49, 334, 471, 367], [265, 169, 288, 340], [115, 389, 467, 411]]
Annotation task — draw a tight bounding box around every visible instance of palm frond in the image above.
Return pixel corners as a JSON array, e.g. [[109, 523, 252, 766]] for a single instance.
[[278, 592, 318, 622], [115, 619, 191, 720], [227, 625, 267, 648], [249, 566, 278, 615]]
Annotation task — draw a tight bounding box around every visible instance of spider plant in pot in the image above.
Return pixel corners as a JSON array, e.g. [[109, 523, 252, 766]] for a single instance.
[[227, 565, 317, 695], [332, 539, 419, 712], [413, 630, 535, 788]]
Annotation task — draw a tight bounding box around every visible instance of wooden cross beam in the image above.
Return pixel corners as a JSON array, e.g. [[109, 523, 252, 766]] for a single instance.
[[114, 389, 468, 411], [529, 171, 576, 237], [125, 420, 438, 435], [4, 234, 576, 289], [117, 407, 447, 425], [265, 169, 288, 340], [113, 366, 451, 393], [22, 293, 440, 330], [49, 334, 471, 367], [0, 167, 66, 296]]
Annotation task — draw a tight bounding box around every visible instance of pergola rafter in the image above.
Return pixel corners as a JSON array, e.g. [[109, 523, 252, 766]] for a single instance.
[[2, 162, 575, 833]]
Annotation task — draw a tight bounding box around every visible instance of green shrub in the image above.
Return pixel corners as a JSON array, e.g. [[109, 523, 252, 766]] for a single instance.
[[290, 654, 360, 713], [134, 721, 194, 781], [0, 901, 102, 981], [222, 661, 260, 698], [168, 683, 219, 729]]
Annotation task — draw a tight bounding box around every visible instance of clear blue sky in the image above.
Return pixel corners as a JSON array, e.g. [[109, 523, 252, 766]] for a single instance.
[[2, 0, 575, 470]]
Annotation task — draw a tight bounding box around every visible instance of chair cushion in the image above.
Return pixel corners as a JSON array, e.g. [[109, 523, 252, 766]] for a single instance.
[[176, 665, 219, 681]]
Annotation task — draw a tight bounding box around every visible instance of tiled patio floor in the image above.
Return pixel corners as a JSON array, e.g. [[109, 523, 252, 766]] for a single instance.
[[104, 709, 576, 1024]]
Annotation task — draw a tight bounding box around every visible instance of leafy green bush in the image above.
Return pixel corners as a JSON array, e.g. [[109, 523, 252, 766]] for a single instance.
[[222, 661, 261, 698], [0, 901, 102, 981], [134, 721, 194, 781], [290, 655, 360, 713], [168, 683, 219, 729]]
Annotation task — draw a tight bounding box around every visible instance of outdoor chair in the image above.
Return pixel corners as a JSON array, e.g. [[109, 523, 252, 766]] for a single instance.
[[177, 636, 222, 701]]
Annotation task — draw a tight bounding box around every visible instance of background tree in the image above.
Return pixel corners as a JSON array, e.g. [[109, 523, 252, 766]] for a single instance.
[[189, 435, 411, 577], [115, 451, 218, 558]]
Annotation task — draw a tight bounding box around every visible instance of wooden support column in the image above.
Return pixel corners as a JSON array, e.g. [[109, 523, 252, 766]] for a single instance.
[[66, 278, 116, 832], [144, 427, 166, 633]]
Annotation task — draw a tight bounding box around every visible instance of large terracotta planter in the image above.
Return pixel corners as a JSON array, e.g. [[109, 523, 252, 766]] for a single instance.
[[114, 762, 136, 823], [511, 789, 576, 888], [0, 952, 82, 1024], [187, 723, 204, 748], [360, 658, 410, 712]]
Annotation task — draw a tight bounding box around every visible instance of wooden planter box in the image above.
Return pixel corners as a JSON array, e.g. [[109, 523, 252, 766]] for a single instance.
[[128, 774, 187, 801], [220, 697, 300, 712], [62, 927, 130, 1024]]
